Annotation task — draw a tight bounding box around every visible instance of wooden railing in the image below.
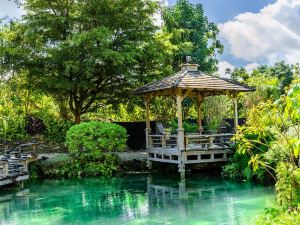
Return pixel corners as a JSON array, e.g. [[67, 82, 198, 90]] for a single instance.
[[147, 133, 234, 150], [148, 134, 178, 149], [185, 133, 233, 150]]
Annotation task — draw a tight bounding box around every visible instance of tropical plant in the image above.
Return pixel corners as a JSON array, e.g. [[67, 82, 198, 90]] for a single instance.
[[233, 80, 300, 207], [66, 121, 127, 158], [36, 154, 120, 178]]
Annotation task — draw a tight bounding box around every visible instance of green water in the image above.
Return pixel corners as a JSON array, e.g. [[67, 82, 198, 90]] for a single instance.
[[0, 174, 274, 225]]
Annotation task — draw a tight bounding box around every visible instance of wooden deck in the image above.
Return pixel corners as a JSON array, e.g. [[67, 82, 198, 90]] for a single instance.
[[146, 133, 233, 178]]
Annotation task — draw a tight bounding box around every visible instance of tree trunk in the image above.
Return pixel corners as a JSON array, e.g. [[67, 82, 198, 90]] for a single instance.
[[75, 114, 81, 124]]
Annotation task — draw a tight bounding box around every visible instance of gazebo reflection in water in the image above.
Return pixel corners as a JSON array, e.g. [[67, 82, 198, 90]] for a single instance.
[[134, 59, 255, 178]]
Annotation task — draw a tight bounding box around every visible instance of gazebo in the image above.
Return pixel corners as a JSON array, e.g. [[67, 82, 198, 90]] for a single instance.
[[134, 62, 255, 178]]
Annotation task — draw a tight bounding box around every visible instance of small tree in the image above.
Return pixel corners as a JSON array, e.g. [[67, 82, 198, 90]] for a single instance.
[[235, 80, 300, 207]]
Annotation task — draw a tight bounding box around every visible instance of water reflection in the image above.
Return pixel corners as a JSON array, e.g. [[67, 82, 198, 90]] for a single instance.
[[146, 175, 274, 224], [0, 175, 274, 225]]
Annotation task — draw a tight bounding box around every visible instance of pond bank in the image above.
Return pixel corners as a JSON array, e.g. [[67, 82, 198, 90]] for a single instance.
[[33, 152, 227, 178]]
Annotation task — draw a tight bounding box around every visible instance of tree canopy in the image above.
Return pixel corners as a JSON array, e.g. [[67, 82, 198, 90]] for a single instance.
[[0, 0, 173, 123], [163, 0, 223, 73]]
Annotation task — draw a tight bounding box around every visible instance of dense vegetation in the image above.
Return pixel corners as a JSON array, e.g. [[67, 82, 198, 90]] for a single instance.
[[223, 68, 300, 224]]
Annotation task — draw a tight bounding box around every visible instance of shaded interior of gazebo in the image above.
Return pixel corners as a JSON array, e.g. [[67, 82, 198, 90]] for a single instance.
[[134, 63, 255, 178]]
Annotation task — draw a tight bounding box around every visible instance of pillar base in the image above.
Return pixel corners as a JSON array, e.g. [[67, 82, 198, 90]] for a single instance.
[[178, 164, 185, 180], [147, 160, 152, 170]]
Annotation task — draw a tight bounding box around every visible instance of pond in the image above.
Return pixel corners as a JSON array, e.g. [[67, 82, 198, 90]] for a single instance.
[[0, 174, 274, 225]]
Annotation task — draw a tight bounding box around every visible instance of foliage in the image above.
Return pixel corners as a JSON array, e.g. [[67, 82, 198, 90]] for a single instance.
[[0, 0, 175, 123], [150, 96, 178, 122], [226, 67, 249, 82], [0, 115, 27, 141], [203, 96, 231, 132], [275, 162, 300, 208], [25, 115, 45, 136], [41, 115, 74, 144], [163, 0, 223, 72], [38, 154, 120, 178], [168, 120, 198, 133], [240, 74, 280, 117], [66, 121, 127, 158], [256, 207, 300, 225], [0, 73, 65, 142], [230, 79, 300, 209], [222, 151, 264, 180], [227, 62, 295, 94]]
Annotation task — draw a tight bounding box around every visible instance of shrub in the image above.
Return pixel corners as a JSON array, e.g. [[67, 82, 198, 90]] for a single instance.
[[169, 120, 198, 133], [256, 207, 300, 225], [34, 154, 120, 178], [0, 115, 27, 141], [66, 121, 127, 158], [42, 116, 74, 143], [25, 115, 46, 136]]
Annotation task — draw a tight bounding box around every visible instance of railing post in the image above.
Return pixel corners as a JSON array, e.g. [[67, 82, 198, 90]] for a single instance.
[[144, 95, 152, 149], [232, 94, 238, 131], [162, 134, 166, 148], [197, 93, 203, 134], [148, 135, 153, 148], [3, 162, 8, 177], [185, 136, 189, 149], [209, 136, 214, 148]]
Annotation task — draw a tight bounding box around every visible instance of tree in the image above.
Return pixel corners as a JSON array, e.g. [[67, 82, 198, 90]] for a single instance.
[[163, 0, 223, 73], [228, 68, 249, 82], [1, 0, 173, 123]]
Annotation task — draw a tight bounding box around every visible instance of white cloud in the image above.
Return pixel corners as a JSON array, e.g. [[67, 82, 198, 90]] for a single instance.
[[217, 61, 235, 78], [153, 0, 168, 27], [219, 0, 300, 65], [245, 62, 259, 73]]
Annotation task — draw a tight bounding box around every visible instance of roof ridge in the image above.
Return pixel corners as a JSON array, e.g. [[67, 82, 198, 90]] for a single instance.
[[132, 70, 183, 94], [173, 70, 188, 87]]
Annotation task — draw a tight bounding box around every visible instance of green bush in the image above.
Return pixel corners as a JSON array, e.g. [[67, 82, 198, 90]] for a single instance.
[[169, 120, 198, 133], [42, 116, 74, 143], [35, 154, 120, 178], [223, 150, 267, 181], [0, 115, 27, 141], [256, 207, 300, 225], [66, 121, 127, 158]]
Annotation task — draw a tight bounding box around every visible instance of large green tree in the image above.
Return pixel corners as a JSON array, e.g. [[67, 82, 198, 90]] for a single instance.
[[163, 0, 223, 73], [1, 0, 173, 123]]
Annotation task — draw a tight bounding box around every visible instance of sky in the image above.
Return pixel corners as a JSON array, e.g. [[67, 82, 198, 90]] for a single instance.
[[1, 0, 300, 77]]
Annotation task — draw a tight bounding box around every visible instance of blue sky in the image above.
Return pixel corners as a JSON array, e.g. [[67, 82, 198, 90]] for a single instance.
[[169, 0, 276, 23], [1, 0, 300, 76]]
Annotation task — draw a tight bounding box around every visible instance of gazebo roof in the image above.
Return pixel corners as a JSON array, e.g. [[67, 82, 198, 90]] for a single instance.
[[134, 63, 255, 96]]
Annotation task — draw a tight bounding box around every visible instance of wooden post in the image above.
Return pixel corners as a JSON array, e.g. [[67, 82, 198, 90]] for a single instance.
[[3, 162, 8, 177], [177, 93, 186, 179], [32, 143, 37, 155], [176, 93, 184, 150], [233, 95, 238, 131], [178, 164, 185, 180], [161, 135, 166, 148], [197, 93, 203, 134], [145, 95, 152, 149], [209, 136, 214, 148]]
